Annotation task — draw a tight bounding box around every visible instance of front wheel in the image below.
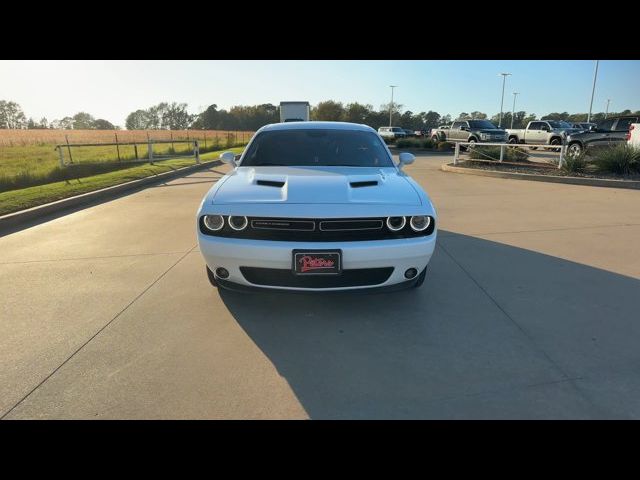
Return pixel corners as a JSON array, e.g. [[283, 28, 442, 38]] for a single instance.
[[508, 137, 518, 144], [568, 142, 583, 157], [550, 138, 562, 152]]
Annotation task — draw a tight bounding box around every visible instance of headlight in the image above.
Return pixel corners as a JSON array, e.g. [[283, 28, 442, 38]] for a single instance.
[[480, 134, 488, 140], [410, 215, 431, 232], [203, 215, 224, 231], [386, 216, 406, 231], [228, 215, 248, 231]]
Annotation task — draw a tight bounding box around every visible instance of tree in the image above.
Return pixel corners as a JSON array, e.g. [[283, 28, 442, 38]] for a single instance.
[[440, 114, 452, 126], [72, 112, 96, 129], [53, 117, 74, 129], [0, 100, 27, 129], [311, 100, 345, 121], [343, 103, 372, 124], [421, 111, 441, 129], [94, 119, 116, 130], [470, 111, 487, 119], [126, 110, 149, 130], [458, 112, 471, 120], [161, 102, 193, 130], [38, 117, 49, 129]]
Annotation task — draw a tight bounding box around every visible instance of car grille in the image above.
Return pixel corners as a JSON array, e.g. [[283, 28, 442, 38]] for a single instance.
[[200, 216, 435, 241], [240, 267, 394, 288]]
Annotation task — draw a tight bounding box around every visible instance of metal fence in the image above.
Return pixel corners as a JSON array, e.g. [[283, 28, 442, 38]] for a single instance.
[[453, 142, 568, 169]]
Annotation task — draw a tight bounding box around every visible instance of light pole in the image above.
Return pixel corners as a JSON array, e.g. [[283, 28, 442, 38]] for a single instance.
[[498, 73, 512, 128], [605, 98, 611, 119], [389, 85, 397, 127], [587, 60, 599, 123], [510, 92, 519, 129]]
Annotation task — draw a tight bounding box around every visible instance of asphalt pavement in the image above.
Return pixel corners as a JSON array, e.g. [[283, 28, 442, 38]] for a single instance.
[[1, 154, 639, 419]]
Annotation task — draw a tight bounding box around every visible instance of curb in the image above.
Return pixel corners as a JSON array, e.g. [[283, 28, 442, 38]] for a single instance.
[[441, 163, 640, 190], [0, 159, 222, 232]]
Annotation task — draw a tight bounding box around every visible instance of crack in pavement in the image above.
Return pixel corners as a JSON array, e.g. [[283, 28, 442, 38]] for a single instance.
[[434, 241, 612, 416], [0, 245, 197, 420]]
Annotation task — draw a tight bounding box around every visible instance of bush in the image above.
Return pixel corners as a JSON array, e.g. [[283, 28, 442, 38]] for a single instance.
[[592, 145, 640, 175], [420, 138, 434, 149], [395, 138, 422, 149], [436, 141, 453, 151], [382, 137, 395, 145], [469, 145, 528, 162], [561, 152, 587, 173]]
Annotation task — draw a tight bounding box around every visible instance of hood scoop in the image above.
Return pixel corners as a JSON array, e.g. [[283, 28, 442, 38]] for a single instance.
[[256, 179, 285, 188], [350, 180, 378, 188]]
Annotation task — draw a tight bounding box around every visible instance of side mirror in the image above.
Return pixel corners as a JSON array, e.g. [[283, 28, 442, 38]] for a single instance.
[[220, 151, 237, 166], [398, 152, 415, 169], [589, 125, 597, 132], [459, 126, 467, 131]]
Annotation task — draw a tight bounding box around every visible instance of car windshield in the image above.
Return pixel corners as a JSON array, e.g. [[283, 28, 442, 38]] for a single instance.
[[548, 121, 573, 128], [240, 129, 395, 168], [468, 120, 499, 129]]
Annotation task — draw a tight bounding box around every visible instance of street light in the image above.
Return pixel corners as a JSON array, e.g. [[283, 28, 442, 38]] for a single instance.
[[587, 60, 599, 123], [389, 85, 398, 126], [510, 92, 519, 129], [605, 98, 611, 119], [498, 73, 512, 128]]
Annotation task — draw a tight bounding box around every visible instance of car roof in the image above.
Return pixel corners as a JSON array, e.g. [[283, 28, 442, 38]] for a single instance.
[[259, 121, 376, 133]]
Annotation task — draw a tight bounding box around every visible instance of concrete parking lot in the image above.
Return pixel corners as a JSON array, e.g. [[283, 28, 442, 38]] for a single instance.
[[1, 153, 640, 419]]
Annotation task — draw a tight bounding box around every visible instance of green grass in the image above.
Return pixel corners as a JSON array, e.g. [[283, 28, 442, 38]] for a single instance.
[[0, 147, 244, 216], [0, 138, 243, 192]]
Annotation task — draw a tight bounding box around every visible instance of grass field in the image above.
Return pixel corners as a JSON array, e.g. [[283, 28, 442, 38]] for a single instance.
[[0, 129, 253, 192], [0, 147, 245, 216]]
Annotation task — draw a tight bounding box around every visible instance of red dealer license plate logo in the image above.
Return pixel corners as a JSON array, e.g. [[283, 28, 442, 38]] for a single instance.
[[293, 250, 342, 275]]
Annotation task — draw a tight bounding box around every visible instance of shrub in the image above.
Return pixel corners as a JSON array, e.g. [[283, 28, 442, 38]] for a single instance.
[[382, 137, 395, 145], [561, 152, 587, 173], [469, 145, 528, 162], [420, 138, 434, 149], [592, 145, 640, 175], [395, 138, 423, 149], [436, 141, 453, 151]]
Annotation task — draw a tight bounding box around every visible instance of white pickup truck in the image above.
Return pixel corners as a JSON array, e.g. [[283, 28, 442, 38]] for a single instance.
[[627, 123, 640, 148], [506, 120, 582, 146]]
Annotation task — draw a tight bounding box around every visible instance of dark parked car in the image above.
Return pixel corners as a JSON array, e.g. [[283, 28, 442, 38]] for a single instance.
[[566, 116, 640, 156]]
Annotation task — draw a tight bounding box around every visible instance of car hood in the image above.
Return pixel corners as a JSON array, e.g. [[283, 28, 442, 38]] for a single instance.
[[211, 166, 421, 206]]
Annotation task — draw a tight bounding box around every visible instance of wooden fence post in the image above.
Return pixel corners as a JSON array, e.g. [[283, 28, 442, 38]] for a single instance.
[[65, 135, 73, 163], [57, 146, 65, 167], [134, 143, 139, 160], [148, 139, 154, 164], [115, 133, 121, 162], [195, 140, 200, 164]]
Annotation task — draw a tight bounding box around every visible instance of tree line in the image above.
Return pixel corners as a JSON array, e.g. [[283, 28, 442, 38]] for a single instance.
[[2, 98, 639, 132]]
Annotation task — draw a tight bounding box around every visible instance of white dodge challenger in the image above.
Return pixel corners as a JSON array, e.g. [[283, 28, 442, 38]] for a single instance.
[[196, 121, 437, 293]]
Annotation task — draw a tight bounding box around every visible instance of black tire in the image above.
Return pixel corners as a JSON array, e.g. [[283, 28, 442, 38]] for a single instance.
[[550, 138, 562, 152], [206, 266, 218, 288], [412, 267, 427, 288], [508, 137, 518, 144], [568, 142, 583, 157], [431, 136, 439, 143]]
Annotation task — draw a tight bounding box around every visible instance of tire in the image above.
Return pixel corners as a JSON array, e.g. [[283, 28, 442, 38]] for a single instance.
[[431, 136, 439, 143], [550, 138, 562, 153], [412, 267, 427, 288], [508, 137, 518, 144], [467, 138, 477, 150], [206, 266, 219, 288], [568, 142, 583, 157]]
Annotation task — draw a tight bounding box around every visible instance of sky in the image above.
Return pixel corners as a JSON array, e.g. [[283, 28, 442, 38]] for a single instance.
[[1, 60, 638, 126]]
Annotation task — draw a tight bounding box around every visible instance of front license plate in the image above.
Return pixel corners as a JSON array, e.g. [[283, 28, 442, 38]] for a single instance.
[[293, 250, 342, 275]]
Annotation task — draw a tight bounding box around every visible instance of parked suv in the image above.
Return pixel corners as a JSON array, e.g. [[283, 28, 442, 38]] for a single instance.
[[432, 119, 507, 145], [566, 115, 640, 156], [378, 126, 407, 140]]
